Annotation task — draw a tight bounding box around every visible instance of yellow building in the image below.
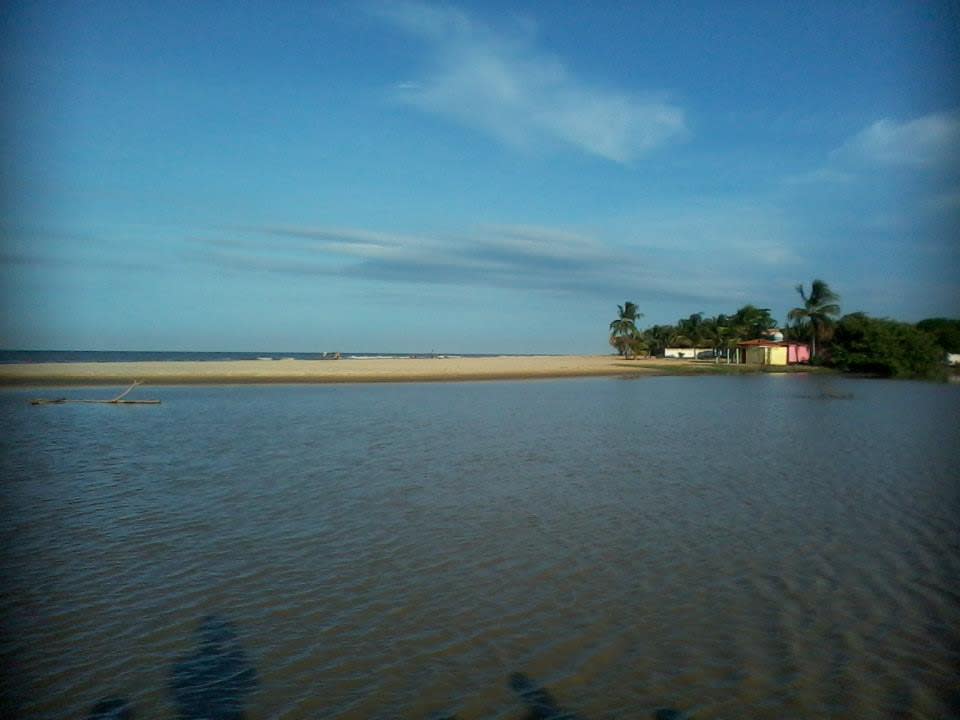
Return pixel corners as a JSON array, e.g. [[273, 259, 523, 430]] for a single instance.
[[742, 344, 788, 366]]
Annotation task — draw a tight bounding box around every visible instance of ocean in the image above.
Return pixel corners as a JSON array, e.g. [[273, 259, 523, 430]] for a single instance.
[[1, 374, 958, 718]]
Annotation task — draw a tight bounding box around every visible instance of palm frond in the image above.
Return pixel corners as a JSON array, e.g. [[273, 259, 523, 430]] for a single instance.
[[810, 279, 839, 304], [620, 302, 640, 321]]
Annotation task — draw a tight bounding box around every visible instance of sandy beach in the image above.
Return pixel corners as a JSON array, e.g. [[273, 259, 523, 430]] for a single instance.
[[0, 355, 768, 386]]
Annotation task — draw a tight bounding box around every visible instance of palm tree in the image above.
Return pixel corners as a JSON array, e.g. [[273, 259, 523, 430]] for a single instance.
[[676, 313, 705, 348], [609, 301, 643, 358], [788, 280, 841, 358], [731, 305, 778, 340]]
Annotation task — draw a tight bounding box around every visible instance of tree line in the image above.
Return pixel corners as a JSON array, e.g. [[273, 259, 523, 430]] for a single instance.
[[610, 279, 960, 379]]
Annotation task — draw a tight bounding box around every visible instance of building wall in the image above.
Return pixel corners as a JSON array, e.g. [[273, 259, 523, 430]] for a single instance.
[[768, 346, 788, 366], [786, 344, 810, 364], [744, 345, 788, 365]]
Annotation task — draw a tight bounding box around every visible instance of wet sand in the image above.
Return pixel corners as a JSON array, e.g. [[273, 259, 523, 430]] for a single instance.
[[0, 355, 770, 386]]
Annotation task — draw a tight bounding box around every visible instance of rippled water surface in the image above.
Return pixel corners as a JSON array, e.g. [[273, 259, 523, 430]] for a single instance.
[[2, 375, 958, 719]]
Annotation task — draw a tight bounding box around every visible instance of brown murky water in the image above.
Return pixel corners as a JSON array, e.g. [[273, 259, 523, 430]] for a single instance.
[[1, 375, 958, 719]]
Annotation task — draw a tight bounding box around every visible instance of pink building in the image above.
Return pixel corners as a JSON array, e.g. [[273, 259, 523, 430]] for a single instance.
[[785, 342, 811, 364]]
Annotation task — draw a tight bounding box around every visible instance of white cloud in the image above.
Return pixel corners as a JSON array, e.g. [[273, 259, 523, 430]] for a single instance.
[[781, 111, 959, 187], [834, 111, 960, 169], [371, 2, 686, 163]]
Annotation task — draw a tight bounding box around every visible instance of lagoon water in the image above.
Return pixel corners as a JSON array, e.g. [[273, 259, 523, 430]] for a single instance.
[[1, 375, 958, 719]]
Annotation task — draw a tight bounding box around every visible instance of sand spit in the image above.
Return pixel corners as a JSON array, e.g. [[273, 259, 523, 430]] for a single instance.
[[3, 355, 676, 386], [0, 355, 822, 387]]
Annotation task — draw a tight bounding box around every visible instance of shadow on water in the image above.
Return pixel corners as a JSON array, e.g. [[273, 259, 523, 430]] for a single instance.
[[509, 672, 588, 719], [86, 698, 133, 719], [88, 617, 690, 719], [170, 616, 257, 720], [507, 673, 689, 720]]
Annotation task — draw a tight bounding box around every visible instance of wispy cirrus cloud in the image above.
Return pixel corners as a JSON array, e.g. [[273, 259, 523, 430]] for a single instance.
[[190, 210, 801, 307], [194, 224, 631, 294], [781, 167, 855, 186], [370, 2, 686, 163], [924, 187, 960, 213], [0, 251, 162, 273]]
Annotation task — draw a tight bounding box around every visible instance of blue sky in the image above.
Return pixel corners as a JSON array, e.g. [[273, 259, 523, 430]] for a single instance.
[[2, 0, 958, 353]]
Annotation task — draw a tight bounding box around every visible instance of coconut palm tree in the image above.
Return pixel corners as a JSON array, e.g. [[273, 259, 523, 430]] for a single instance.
[[731, 305, 778, 340], [788, 279, 841, 358], [609, 301, 643, 358]]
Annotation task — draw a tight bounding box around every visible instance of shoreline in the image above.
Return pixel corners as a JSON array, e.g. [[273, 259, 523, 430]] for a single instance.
[[0, 356, 827, 387]]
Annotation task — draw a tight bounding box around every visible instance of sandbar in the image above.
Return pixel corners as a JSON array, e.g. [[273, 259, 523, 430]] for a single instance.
[[0, 355, 780, 387]]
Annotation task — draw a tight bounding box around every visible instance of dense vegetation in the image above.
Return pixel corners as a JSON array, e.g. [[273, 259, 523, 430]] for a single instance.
[[610, 279, 958, 380], [915, 318, 960, 354], [829, 314, 951, 380], [608, 303, 779, 358]]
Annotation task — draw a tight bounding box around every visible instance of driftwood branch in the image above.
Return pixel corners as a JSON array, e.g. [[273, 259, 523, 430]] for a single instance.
[[30, 381, 160, 406], [110, 381, 142, 402]]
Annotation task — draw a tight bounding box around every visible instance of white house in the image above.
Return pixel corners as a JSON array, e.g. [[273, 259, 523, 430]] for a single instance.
[[663, 347, 711, 359]]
